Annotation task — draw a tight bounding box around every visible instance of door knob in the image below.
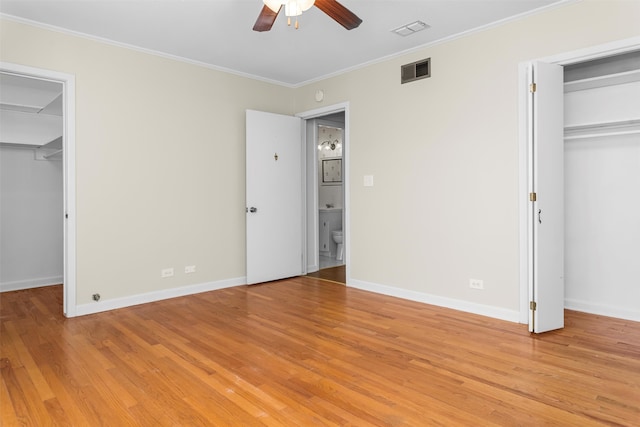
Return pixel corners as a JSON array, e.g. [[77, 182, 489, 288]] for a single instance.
[[249, 207, 258, 213]]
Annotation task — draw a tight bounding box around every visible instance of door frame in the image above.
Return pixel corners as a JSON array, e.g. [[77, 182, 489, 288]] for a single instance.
[[0, 62, 77, 317], [517, 36, 640, 324], [304, 116, 345, 273], [297, 102, 350, 283]]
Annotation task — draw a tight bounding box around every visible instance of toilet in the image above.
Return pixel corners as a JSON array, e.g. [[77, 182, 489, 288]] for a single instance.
[[331, 230, 343, 261]]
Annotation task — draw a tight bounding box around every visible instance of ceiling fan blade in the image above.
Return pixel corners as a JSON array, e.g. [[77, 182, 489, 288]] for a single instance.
[[253, 4, 281, 32], [314, 0, 362, 30]]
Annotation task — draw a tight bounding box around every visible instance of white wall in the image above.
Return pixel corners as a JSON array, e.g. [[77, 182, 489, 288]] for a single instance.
[[564, 79, 640, 320], [318, 182, 343, 211], [1, 18, 294, 310], [0, 146, 63, 290], [318, 124, 343, 209], [294, 0, 640, 321], [1, 0, 639, 319]]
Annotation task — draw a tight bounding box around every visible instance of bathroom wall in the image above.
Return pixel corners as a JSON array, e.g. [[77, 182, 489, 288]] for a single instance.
[[318, 124, 343, 209]]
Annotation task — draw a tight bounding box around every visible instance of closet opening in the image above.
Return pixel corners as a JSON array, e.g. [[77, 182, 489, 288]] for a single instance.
[[563, 50, 640, 321], [0, 63, 76, 317], [519, 42, 640, 328]]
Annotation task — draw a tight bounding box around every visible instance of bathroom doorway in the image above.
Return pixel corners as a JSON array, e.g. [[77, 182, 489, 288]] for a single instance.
[[316, 116, 344, 268], [299, 104, 348, 284]]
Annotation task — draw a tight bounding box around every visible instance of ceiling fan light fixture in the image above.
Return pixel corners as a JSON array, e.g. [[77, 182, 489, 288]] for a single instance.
[[298, 0, 315, 12], [285, 2, 302, 17], [254, 0, 360, 32], [263, 0, 315, 16], [263, 0, 282, 13]]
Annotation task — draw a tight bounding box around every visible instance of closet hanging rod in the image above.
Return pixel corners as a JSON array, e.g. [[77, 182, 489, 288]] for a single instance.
[[564, 118, 640, 140], [564, 118, 640, 132], [564, 129, 640, 141]]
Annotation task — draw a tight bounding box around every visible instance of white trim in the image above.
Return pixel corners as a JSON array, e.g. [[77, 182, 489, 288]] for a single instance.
[[518, 36, 640, 324], [297, 102, 350, 284], [1, 1, 577, 88], [537, 36, 640, 66], [350, 279, 520, 323], [517, 61, 530, 324], [0, 14, 289, 88], [565, 299, 640, 323], [300, 116, 308, 275], [0, 61, 77, 318], [75, 277, 246, 317], [0, 276, 63, 292], [295, 1, 578, 88], [305, 117, 345, 273]]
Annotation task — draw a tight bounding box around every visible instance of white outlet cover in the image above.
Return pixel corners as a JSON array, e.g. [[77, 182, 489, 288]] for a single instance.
[[364, 175, 374, 187], [469, 279, 484, 289], [161, 268, 174, 278], [185, 265, 196, 274]]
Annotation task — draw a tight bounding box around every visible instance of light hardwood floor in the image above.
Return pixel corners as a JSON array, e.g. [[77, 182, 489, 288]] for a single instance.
[[306, 265, 346, 284], [1, 277, 639, 426]]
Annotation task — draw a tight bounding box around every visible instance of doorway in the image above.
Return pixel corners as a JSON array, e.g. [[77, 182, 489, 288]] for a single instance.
[[563, 51, 640, 320], [0, 62, 76, 317], [298, 103, 350, 285], [518, 37, 640, 328]]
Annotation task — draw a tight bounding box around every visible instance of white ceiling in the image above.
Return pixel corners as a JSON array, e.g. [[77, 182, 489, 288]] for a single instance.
[[0, 0, 564, 86]]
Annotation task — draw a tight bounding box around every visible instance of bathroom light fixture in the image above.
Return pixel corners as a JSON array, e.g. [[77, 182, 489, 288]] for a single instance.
[[263, 0, 315, 29], [318, 139, 341, 151]]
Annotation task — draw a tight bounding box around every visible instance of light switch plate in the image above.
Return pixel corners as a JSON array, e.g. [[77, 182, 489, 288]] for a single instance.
[[364, 175, 374, 187]]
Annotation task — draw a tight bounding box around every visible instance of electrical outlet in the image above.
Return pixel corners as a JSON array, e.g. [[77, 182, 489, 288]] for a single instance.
[[469, 279, 484, 290], [185, 265, 196, 274], [161, 268, 174, 278]]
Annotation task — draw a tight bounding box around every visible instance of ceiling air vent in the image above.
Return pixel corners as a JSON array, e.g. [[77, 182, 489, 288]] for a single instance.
[[401, 58, 431, 84]]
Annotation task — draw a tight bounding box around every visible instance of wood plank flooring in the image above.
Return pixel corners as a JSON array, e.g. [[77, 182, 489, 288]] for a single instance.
[[1, 277, 639, 426], [306, 265, 346, 284]]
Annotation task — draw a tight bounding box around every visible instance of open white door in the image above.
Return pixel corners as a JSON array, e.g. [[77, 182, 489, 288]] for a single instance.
[[246, 110, 303, 284], [528, 62, 565, 333]]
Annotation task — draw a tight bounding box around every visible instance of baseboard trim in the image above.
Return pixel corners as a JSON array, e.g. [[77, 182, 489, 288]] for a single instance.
[[0, 276, 63, 292], [348, 279, 521, 323], [75, 277, 246, 317], [565, 298, 640, 323]]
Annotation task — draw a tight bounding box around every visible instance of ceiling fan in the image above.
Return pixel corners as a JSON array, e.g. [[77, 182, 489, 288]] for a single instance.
[[253, 0, 362, 32]]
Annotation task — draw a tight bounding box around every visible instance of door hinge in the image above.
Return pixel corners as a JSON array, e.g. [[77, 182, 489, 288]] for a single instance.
[[530, 83, 537, 93], [530, 301, 537, 311], [529, 192, 537, 202]]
